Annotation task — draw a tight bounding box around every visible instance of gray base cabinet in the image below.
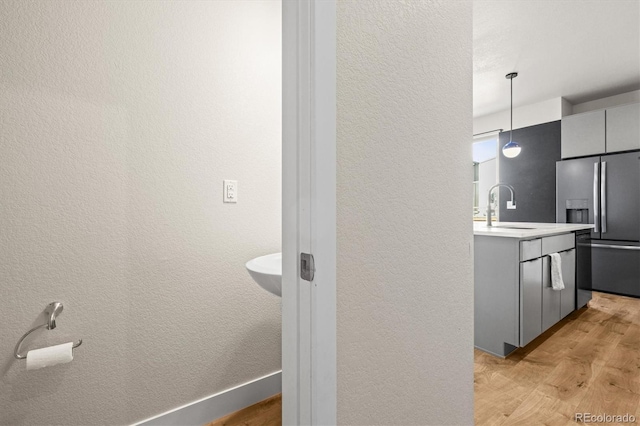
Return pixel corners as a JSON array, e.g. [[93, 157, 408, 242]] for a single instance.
[[475, 233, 577, 357], [541, 249, 576, 332], [541, 256, 561, 333], [559, 249, 576, 318], [520, 258, 542, 346]]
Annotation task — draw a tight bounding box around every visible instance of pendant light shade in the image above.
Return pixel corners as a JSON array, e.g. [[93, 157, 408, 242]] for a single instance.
[[502, 72, 521, 158], [502, 141, 522, 158]]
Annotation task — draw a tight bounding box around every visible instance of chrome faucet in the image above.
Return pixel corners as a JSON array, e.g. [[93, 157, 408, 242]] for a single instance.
[[487, 184, 516, 227]]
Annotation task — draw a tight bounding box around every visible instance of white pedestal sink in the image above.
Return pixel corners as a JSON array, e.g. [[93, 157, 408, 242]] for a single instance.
[[246, 253, 282, 297]]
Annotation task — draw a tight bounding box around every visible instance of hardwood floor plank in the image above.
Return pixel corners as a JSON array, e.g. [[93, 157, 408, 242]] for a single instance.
[[474, 372, 535, 425], [603, 345, 640, 381], [570, 305, 612, 324], [206, 394, 282, 426], [596, 367, 640, 396], [574, 368, 640, 420], [502, 389, 578, 426], [499, 348, 568, 389], [619, 324, 640, 351], [550, 316, 591, 340], [474, 349, 519, 386], [566, 329, 621, 365], [535, 358, 603, 407]]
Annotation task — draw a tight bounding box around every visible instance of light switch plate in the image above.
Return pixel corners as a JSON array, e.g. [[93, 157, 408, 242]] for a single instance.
[[223, 180, 237, 203]]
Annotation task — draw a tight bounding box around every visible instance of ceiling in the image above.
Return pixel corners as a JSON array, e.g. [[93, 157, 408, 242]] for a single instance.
[[473, 0, 640, 118]]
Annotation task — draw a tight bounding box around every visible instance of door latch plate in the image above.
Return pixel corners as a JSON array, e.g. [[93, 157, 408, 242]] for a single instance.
[[300, 253, 315, 281]]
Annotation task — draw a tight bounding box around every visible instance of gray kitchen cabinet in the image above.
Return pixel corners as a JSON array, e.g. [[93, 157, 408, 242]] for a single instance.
[[474, 236, 520, 357], [562, 103, 639, 158], [541, 248, 576, 332], [520, 258, 542, 346], [606, 103, 640, 153], [560, 249, 576, 318], [475, 230, 580, 357], [561, 110, 605, 159], [541, 257, 560, 332]]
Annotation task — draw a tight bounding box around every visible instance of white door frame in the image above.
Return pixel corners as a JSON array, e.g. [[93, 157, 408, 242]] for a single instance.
[[282, 0, 336, 424]]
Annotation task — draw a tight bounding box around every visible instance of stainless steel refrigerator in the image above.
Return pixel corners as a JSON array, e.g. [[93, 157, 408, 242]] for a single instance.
[[557, 151, 640, 300]]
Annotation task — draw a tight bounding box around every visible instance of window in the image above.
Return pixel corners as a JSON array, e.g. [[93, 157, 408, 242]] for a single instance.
[[472, 136, 498, 219]]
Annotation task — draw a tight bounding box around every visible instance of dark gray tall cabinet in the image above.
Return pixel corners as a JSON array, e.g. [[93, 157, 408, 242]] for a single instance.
[[498, 121, 561, 223]]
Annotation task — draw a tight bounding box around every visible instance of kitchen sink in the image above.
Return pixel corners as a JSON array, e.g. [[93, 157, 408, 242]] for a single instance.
[[490, 225, 538, 229]]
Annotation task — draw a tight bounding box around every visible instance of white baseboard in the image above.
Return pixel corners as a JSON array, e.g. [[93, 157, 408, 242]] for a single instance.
[[133, 371, 282, 426]]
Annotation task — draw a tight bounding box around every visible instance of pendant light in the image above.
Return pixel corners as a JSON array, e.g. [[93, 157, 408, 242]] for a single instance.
[[502, 72, 522, 158]]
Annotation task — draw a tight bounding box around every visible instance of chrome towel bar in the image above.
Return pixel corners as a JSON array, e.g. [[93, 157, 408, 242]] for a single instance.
[[14, 302, 83, 360]]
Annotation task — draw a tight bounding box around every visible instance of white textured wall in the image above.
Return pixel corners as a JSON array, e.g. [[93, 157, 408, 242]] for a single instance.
[[474, 90, 640, 132], [337, 1, 474, 424], [571, 89, 640, 114], [0, 1, 281, 425], [473, 97, 564, 135]]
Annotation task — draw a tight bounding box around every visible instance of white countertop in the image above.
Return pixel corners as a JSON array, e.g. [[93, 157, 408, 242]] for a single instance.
[[473, 222, 594, 239]]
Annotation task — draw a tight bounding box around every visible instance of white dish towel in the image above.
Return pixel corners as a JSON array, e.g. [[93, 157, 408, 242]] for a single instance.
[[549, 253, 565, 291]]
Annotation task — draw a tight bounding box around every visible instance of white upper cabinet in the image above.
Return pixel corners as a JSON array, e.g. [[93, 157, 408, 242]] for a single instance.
[[562, 103, 640, 159], [561, 110, 605, 159], [606, 103, 640, 153]]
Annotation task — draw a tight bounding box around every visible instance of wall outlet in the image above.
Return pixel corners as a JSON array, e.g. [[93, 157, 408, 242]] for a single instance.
[[223, 180, 237, 203], [507, 200, 516, 210]]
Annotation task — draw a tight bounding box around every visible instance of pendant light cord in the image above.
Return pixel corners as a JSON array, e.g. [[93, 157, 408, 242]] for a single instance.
[[503, 72, 520, 158], [510, 76, 513, 143]]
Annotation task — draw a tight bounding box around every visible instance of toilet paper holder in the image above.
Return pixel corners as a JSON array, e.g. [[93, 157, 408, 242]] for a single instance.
[[14, 302, 83, 360]]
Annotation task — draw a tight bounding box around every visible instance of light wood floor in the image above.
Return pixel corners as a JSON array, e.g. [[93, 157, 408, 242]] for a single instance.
[[207, 394, 282, 426], [208, 292, 640, 426], [476, 291, 640, 425]]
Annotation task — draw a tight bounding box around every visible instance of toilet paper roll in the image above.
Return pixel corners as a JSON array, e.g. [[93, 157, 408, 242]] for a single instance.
[[26, 342, 74, 370]]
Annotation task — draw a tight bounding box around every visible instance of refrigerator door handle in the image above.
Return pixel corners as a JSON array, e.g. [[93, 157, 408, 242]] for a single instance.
[[593, 162, 599, 233], [591, 243, 640, 251], [601, 161, 607, 233]]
